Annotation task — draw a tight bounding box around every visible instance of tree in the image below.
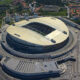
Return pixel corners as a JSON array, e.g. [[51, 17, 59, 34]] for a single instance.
[[16, 2, 23, 13], [36, 0, 63, 6]]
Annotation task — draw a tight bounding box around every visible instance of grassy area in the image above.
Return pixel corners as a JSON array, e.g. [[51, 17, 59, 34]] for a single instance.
[[0, 13, 6, 28], [0, 0, 12, 5], [0, 19, 2, 28], [72, 19, 80, 25], [40, 10, 67, 16]]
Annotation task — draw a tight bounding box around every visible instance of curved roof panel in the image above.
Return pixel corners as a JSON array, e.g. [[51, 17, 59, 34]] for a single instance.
[[7, 17, 69, 46]]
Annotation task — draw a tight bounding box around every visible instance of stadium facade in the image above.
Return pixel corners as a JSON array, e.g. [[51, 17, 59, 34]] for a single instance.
[[6, 17, 69, 53]]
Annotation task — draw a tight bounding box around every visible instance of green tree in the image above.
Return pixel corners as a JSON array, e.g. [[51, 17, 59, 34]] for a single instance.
[[36, 0, 63, 6], [16, 2, 23, 13]]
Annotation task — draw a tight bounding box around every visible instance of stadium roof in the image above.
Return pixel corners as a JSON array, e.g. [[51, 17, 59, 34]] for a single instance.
[[7, 17, 69, 46]]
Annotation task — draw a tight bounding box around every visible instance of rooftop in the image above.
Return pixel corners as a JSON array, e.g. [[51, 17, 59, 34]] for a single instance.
[[7, 17, 69, 46]]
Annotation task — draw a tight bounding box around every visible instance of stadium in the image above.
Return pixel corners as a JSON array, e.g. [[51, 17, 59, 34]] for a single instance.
[[0, 16, 77, 79], [1, 17, 76, 58]]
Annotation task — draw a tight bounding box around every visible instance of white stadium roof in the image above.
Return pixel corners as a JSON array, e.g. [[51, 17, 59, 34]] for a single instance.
[[7, 17, 69, 46]]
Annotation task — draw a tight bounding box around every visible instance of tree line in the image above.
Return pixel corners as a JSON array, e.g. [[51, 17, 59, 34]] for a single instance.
[[25, 0, 63, 6]]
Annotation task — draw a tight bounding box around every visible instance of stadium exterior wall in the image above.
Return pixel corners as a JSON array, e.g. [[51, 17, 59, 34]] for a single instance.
[[6, 33, 69, 53]]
